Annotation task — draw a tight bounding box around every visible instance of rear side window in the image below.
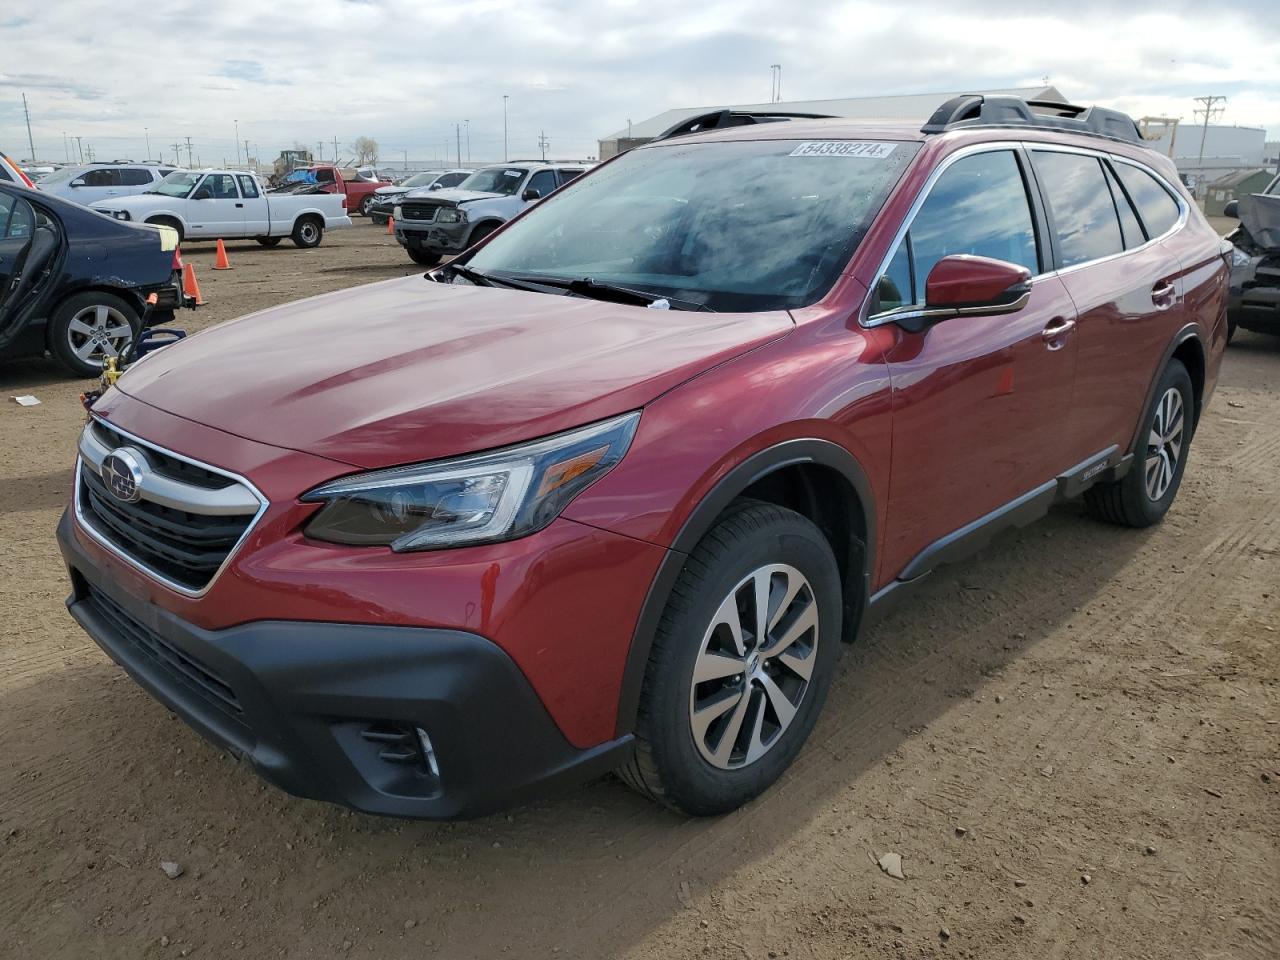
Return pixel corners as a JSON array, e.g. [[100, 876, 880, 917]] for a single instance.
[[557, 168, 585, 184], [81, 169, 118, 187], [874, 150, 1038, 311], [1112, 163, 1181, 238], [1033, 151, 1123, 268], [203, 174, 239, 199], [437, 172, 468, 188], [237, 175, 260, 198], [118, 168, 153, 186], [1102, 163, 1145, 249], [0, 195, 36, 239]]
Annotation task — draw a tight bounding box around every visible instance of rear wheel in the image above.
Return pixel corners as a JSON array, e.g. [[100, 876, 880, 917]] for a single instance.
[[256, 237, 282, 247], [358, 195, 373, 217], [49, 292, 141, 377], [408, 248, 442, 266], [619, 501, 842, 815], [291, 217, 323, 249], [1085, 359, 1194, 527]]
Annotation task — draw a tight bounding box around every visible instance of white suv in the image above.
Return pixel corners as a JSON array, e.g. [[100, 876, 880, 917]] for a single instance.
[[39, 162, 183, 206], [393, 161, 592, 265]]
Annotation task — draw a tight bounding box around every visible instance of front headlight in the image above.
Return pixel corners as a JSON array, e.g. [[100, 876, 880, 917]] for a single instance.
[[113, 210, 131, 221], [302, 412, 640, 551], [1230, 245, 1252, 267], [436, 206, 465, 224]]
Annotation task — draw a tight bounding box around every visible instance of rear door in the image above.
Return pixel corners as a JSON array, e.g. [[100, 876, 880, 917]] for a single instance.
[[186, 173, 245, 238], [237, 174, 270, 235], [873, 147, 1080, 582], [1028, 148, 1187, 460]]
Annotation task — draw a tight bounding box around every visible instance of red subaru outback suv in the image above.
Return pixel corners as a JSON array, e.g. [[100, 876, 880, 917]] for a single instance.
[[59, 96, 1228, 818]]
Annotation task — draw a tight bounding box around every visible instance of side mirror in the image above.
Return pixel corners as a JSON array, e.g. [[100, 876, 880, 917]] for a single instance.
[[1222, 199, 1239, 219], [896, 255, 1031, 333], [521, 188, 542, 202], [70, 178, 86, 187], [428, 182, 443, 191], [192, 187, 213, 200]]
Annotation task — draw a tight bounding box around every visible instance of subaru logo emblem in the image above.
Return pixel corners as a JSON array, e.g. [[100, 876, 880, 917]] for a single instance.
[[100, 447, 146, 503]]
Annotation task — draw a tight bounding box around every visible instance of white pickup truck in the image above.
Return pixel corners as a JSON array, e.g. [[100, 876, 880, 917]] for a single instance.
[[90, 170, 351, 248]]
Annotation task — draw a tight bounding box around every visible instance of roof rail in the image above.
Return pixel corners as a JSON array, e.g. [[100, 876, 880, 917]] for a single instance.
[[654, 109, 839, 143], [921, 95, 1143, 145]]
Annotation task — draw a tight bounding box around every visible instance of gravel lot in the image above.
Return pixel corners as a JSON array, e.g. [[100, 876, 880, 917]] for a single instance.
[[2, 219, 1277, 959]]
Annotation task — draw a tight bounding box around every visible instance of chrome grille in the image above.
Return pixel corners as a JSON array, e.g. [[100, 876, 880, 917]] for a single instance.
[[75, 419, 267, 595], [400, 201, 441, 222]]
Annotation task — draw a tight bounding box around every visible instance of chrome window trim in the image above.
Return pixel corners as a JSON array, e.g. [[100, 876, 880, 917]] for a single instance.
[[861, 141, 1189, 328], [72, 417, 270, 599]]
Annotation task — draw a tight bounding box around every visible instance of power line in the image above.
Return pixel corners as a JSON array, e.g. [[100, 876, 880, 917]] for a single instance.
[[1192, 95, 1226, 167], [538, 130, 549, 162]]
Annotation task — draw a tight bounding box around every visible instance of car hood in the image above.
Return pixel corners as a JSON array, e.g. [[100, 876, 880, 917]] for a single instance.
[[114, 276, 792, 469], [405, 188, 503, 204], [90, 193, 179, 213], [374, 186, 408, 197]]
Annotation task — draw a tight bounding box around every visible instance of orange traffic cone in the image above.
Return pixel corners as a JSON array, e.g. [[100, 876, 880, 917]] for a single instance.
[[386, 215, 394, 235], [213, 238, 232, 270], [182, 263, 206, 305]]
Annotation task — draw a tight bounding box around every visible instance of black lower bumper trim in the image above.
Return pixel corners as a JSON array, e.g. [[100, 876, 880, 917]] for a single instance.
[[57, 511, 632, 819]]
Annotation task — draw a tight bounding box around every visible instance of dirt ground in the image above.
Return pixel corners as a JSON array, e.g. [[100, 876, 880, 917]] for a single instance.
[[1, 220, 1277, 960]]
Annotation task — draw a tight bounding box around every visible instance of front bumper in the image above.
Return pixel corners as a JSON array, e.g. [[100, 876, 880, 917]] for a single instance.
[[394, 218, 470, 253], [1229, 254, 1280, 333], [58, 510, 632, 819]]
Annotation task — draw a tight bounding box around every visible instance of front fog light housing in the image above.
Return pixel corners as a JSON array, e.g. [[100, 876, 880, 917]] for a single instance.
[[302, 411, 640, 551]]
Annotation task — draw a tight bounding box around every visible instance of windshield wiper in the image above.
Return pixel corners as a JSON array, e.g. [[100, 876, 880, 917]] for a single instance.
[[506, 275, 714, 311], [442, 263, 546, 292]]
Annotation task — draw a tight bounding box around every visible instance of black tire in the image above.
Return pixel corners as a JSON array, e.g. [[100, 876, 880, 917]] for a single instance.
[[619, 500, 843, 816], [1085, 359, 1195, 528], [466, 222, 499, 248], [358, 195, 373, 217], [1226, 313, 1238, 343], [145, 216, 183, 244], [291, 217, 323, 249], [256, 237, 283, 247], [371, 214, 388, 226], [48, 291, 142, 377], [408, 248, 442, 266]]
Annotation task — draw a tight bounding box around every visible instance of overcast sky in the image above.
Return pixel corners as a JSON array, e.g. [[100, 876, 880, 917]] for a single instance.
[[1, 0, 1276, 167]]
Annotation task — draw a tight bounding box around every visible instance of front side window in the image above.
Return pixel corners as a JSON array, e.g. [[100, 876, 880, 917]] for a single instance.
[[1112, 162, 1181, 238], [437, 172, 468, 188], [873, 150, 1037, 312], [459, 167, 529, 196], [525, 170, 557, 198], [465, 138, 921, 312], [1035, 151, 1124, 267]]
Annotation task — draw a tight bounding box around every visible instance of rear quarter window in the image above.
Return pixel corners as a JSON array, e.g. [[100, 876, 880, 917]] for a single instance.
[[1112, 162, 1181, 238], [118, 168, 153, 186]]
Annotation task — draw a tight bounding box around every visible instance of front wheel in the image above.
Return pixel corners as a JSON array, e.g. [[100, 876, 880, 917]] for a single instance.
[[408, 248, 442, 266], [291, 217, 323, 249], [49, 292, 142, 377], [1085, 358, 1195, 527], [619, 501, 842, 816], [358, 195, 373, 217]]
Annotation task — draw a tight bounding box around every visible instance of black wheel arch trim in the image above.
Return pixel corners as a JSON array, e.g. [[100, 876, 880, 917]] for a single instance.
[[1130, 322, 1205, 454], [613, 438, 877, 738]]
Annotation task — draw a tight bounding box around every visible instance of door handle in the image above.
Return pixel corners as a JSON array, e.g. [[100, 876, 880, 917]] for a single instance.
[[1152, 280, 1175, 307], [235, 202, 244, 208], [1042, 317, 1076, 345]]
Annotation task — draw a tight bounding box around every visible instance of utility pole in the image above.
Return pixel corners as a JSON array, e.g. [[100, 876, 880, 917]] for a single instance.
[[770, 64, 782, 103], [234, 120, 240, 166], [333, 136, 339, 165], [538, 130, 549, 162], [465, 120, 470, 163], [75, 136, 83, 163], [184, 136, 194, 167], [456, 123, 462, 167], [21, 93, 37, 162], [144, 127, 151, 161], [1193, 95, 1226, 167], [62, 132, 69, 162], [171, 142, 182, 166], [402, 148, 408, 171], [245, 139, 251, 169], [317, 141, 324, 161], [503, 95, 509, 162]]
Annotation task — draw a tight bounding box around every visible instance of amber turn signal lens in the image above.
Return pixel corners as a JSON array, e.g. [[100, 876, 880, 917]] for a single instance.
[[536, 445, 608, 497]]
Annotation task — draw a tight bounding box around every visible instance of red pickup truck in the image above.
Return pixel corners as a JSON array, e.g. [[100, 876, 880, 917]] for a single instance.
[[272, 165, 390, 216]]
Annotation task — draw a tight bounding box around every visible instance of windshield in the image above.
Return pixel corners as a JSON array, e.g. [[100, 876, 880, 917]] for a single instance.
[[465, 139, 920, 312], [458, 167, 528, 196], [39, 166, 83, 186], [150, 171, 203, 198], [401, 172, 439, 188]]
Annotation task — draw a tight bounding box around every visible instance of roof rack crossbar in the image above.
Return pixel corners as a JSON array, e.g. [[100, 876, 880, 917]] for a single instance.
[[654, 110, 840, 143], [921, 94, 1143, 146]]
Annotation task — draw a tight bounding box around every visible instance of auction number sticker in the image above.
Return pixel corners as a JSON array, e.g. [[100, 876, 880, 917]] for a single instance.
[[789, 141, 897, 159]]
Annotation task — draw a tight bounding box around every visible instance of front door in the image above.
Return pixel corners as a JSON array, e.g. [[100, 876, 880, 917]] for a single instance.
[[186, 173, 245, 239], [872, 147, 1081, 583], [0, 189, 60, 347]]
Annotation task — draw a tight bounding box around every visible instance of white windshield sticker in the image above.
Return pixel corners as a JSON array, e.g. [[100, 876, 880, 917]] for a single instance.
[[503, 170, 522, 178], [789, 141, 897, 159]]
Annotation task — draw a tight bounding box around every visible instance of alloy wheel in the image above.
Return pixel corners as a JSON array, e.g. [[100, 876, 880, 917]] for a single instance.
[[1145, 386, 1185, 501], [688, 563, 819, 770], [67, 304, 133, 368]]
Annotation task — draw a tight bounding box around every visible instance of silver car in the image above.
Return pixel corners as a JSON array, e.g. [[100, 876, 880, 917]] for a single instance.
[[38, 162, 183, 206]]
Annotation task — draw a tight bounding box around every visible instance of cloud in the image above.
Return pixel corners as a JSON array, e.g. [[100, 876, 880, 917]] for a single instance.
[[1, 0, 1276, 166]]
